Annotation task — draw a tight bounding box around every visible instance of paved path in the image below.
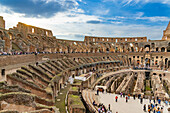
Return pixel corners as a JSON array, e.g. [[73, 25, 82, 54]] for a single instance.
[[97, 93, 169, 113]]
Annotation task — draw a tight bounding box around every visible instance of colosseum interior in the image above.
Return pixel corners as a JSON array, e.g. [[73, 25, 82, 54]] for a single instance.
[[0, 16, 170, 113]]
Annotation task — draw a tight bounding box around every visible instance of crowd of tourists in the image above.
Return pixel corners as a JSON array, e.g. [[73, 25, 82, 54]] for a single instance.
[[94, 91, 170, 113], [93, 101, 112, 113], [0, 51, 108, 56], [143, 96, 170, 113], [0, 51, 62, 56]]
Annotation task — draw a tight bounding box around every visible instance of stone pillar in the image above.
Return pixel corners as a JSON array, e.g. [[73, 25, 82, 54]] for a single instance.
[[0, 16, 5, 29]]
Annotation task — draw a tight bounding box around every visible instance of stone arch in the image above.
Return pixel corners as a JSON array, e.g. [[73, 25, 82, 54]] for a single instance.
[[129, 58, 132, 64], [165, 58, 168, 66], [33, 36, 39, 43], [134, 43, 139, 52], [151, 43, 155, 48], [27, 35, 32, 40], [17, 34, 22, 38], [144, 45, 150, 52], [155, 60, 158, 65], [167, 42, 170, 52], [161, 47, 165, 52], [106, 48, 109, 52], [0, 31, 3, 40], [137, 60, 140, 65], [168, 60, 170, 68], [8, 33, 13, 40], [34, 36, 38, 40], [145, 58, 150, 66], [156, 47, 159, 52]]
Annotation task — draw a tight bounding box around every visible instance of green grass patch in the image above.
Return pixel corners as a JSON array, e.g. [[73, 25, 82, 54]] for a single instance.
[[55, 84, 70, 113]]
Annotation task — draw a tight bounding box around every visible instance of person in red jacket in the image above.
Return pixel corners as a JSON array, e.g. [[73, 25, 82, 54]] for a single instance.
[[115, 96, 118, 102], [126, 96, 128, 103]]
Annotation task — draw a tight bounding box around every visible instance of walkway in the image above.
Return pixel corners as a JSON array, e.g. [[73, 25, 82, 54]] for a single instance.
[[97, 92, 169, 113]]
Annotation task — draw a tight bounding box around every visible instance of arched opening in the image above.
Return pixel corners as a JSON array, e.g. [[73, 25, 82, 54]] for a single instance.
[[145, 58, 150, 66], [144, 45, 150, 52], [129, 58, 132, 64], [161, 47, 165, 52], [151, 43, 155, 48], [135, 47, 138, 52], [9, 33, 13, 40], [0, 31, 3, 39], [131, 47, 134, 52], [90, 48, 93, 53], [168, 61, 170, 68], [17, 34, 22, 39], [34, 37, 38, 42], [155, 60, 158, 65], [156, 47, 159, 52], [167, 43, 170, 52], [165, 58, 168, 66], [106, 48, 109, 52], [27, 35, 32, 40], [60, 84, 62, 89], [151, 43, 155, 52], [167, 47, 170, 52]]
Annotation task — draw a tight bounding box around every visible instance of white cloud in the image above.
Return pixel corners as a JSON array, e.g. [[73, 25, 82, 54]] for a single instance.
[[136, 16, 170, 22], [103, 0, 170, 5], [95, 9, 110, 15], [0, 2, 167, 41]]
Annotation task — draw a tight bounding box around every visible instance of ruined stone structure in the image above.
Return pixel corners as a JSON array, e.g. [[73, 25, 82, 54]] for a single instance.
[[0, 16, 170, 112], [0, 17, 170, 70]]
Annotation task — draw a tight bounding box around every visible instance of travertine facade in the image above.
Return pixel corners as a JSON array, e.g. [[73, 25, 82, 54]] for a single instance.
[[0, 17, 170, 70]]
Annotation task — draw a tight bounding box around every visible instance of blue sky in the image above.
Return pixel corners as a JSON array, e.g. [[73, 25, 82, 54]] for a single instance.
[[0, 0, 170, 40]]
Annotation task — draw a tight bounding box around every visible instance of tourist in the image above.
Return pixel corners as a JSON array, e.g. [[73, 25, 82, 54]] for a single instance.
[[102, 106, 105, 112], [128, 94, 130, 99], [98, 107, 100, 113], [115, 96, 118, 102], [152, 96, 155, 102], [102, 89, 104, 93], [158, 99, 161, 104], [103, 105, 107, 112], [157, 108, 161, 113], [93, 100, 97, 106], [133, 94, 135, 100], [140, 97, 143, 104], [123, 93, 125, 97], [165, 100, 168, 106], [153, 106, 156, 113], [138, 94, 141, 99], [149, 96, 152, 103], [157, 107, 160, 112], [97, 89, 99, 95], [150, 103, 153, 111], [160, 107, 163, 113], [120, 92, 122, 97], [126, 96, 128, 103], [108, 104, 110, 111], [143, 104, 146, 112], [148, 108, 151, 113], [151, 103, 155, 110]]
